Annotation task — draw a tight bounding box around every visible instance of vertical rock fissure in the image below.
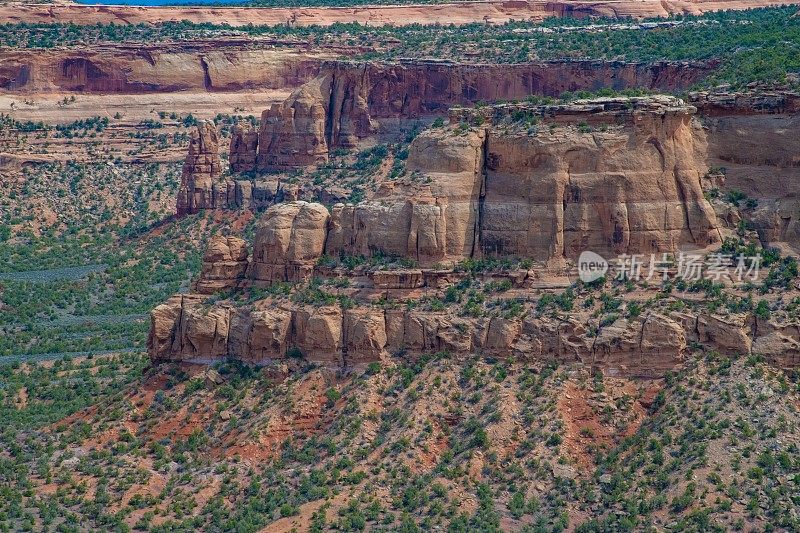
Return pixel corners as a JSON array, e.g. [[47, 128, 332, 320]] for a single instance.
[[324, 70, 338, 150], [341, 312, 349, 369], [199, 56, 212, 91], [472, 129, 489, 258], [673, 167, 696, 243]]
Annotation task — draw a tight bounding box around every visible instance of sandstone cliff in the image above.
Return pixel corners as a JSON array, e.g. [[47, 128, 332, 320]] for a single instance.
[[256, 76, 333, 170], [3, 1, 796, 28], [151, 93, 800, 378], [248, 97, 721, 268], [250, 60, 715, 169], [176, 121, 226, 217], [182, 96, 724, 262], [149, 288, 800, 377], [692, 91, 800, 248], [478, 97, 720, 261], [0, 41, 331, 93]]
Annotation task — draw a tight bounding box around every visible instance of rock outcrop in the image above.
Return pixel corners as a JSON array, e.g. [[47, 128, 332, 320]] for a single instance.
[[478, 96, 720, 261], [249, 60, 715, 168], [694, 90, 800, 249], [176, 121, 225, 217], [257, 76, 332, 170], [151, 93, 800, 377], [194, 236, 249, 294], [248, 97, 720, 269], [229, 124, 258, 173], [325, 127, 487, 263], [4, 1, 796, 29], [251, 201, 330, 283], [150, 291, 800, 376], [0, 42, 330, 93]]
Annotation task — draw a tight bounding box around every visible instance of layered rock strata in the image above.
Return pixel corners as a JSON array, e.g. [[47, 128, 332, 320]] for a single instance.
[[176, 121, 225, 217], [237, 97, 720, 275], [251, 60, 716, 169], [148, 294, 799, 376], [193, 236, 249, 294], [0, 41, 331, 93], [4, 1, 798, 29]]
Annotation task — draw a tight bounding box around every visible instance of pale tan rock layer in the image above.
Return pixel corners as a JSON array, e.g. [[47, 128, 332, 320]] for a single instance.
[[148, 294, 799, 376], [2, 1, 798, 28]]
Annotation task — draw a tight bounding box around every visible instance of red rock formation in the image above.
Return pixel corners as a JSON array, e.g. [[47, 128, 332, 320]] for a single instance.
[[194, 236, 249, 294], [229, 124, 258, 173], [257, 77, 331, 170], [0, 41, 331, 93], [151, 291, 800, 376], [479, 96, 720, 261], [325, 127, 487, 263], [693, 90, 800, 247], [177, 121, 226, 217], [251, 201, 330, 283], [229, 98, 721, 272], [150, 93, 800, 374], [323, 96, 720, 264], [250, 60, 716, 169]]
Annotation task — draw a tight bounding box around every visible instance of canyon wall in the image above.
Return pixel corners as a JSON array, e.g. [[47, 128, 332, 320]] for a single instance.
[[149, 283, 800, 377], [252, 60, 716, 169], [0, 51, 715, 98], [692, 91, 800, 246], [0, 42, 334, 93], [237, 97, 721, 268]]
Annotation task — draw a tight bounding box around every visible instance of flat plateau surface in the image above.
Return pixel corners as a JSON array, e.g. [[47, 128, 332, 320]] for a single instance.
[[2, 0, 799, 27]]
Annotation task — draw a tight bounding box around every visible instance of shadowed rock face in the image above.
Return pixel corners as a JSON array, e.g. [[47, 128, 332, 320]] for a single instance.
[[176, 121, 225, 217], [250, 60, 715, 169], [229, 124, 258, 174]]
